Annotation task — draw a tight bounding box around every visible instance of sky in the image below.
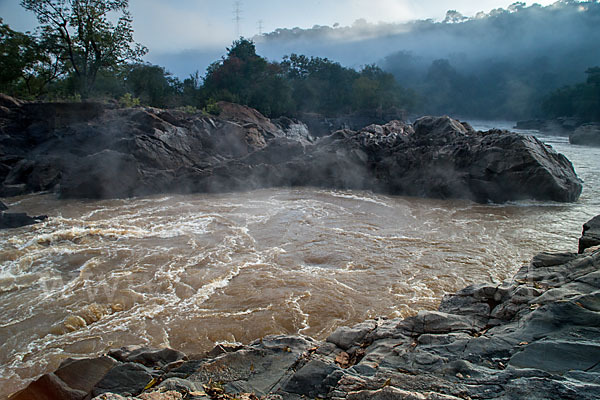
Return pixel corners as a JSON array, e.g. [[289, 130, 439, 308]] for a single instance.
[[1, 0, 559, 53]]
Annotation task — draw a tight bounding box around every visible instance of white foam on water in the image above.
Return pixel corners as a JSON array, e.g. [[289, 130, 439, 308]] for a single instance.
[[321, 189, 394, 208], [287, 291, 311, 334]]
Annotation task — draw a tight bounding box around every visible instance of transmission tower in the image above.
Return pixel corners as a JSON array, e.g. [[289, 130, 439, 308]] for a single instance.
[[233, 1, 243, 38], [258, 19, 264, 35]]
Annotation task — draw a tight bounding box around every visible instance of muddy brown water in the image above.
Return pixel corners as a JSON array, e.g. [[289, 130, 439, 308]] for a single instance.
[[0, 133, 598, 397]]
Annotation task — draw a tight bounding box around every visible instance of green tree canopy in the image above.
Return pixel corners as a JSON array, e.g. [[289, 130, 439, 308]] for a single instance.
[[542, 67, 600, 121], [0, 18, 61, 96], [203, 38, 293, 117], [21, 0, 147, 97]]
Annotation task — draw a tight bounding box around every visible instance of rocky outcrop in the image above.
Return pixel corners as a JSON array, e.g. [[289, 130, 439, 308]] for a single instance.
[[0, 96, 582, 203], [515, 117, 584, 135], [297, 108, 407, 137], [579, 215, 600, 253], [13, 216, 600, 399], [569, 123, 600, 147]]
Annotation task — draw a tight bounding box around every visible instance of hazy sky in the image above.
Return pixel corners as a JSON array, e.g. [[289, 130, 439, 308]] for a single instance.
[[1, 0, 558, 53]]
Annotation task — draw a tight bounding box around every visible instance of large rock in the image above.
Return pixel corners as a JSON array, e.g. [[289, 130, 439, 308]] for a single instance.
[[0, 97, 583, 203], [515, 117, 583, 136], [579, 215, 600, 253], [570, 123, 600, 147], [0, 212, 47, 229], [91, 363, 156, 397], [11, 356, 118, 400]]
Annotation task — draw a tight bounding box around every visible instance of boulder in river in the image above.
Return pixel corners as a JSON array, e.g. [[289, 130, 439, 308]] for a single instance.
[[579, 214, 600, 253], [569, 123, 600, 147], [0, 212, 47, 229]]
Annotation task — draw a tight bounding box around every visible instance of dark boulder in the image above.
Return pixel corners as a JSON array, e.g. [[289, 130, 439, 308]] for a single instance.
[[9, 373, 87, 400], [10, 356, 118, 400], [358, 116, 582, 202], [570, 123, 600, 147], [91, 362, 155, 397], [579, 215, 600, 253], [0, 212, 47, 229]]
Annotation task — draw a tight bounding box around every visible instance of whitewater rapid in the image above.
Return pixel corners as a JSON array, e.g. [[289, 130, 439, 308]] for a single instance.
[[0, 132, 597, 397]]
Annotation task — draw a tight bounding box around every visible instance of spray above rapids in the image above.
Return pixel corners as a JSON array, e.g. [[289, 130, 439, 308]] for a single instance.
[[0, 97, 583, 203]]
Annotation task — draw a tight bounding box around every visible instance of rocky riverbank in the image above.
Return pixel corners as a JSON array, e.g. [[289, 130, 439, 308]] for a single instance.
[[514, 117, 584, 136], [10, 215, 600, 400], [0, 94, 582, 203], [569, 124, 600, 147], [514, 117, 600, 148]]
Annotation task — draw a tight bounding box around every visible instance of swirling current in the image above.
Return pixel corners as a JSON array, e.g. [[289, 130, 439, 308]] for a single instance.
[[0, 129, 598, 397]]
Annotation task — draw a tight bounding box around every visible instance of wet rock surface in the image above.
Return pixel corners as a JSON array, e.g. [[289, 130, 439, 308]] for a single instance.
[[579, 215, 600, 253], [515, 117, 584, 136], [13, 216, 600, 399], [0, 211, 47, 229], [0, 199, 47, 229], [0, 96, 582, 203]]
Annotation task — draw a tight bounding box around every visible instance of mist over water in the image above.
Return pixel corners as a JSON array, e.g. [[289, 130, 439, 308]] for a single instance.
[[0, 131, 598, 397]]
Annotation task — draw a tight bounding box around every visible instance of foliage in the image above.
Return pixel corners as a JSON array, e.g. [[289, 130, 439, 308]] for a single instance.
[[202, 38, 293, 117], [542, 67, 600, 121], [20, 0, 147, 97], [123, 63, 180, 108], [202, 98, 221, 115], [118, 92, 139, 108], [176, 105, 198, 114], [201, 38, 414, 118], [2, 17, 414, 118], [0, 18, 62, 97]]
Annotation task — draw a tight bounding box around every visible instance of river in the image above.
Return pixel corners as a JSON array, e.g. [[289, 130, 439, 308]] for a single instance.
[[0, 126, 598, 397]]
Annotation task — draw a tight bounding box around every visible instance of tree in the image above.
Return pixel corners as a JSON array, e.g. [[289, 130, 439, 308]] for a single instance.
[[0, 18, 61, 96], [541, 67, 600, 121], [21, 0, 147, 97], [203, 38, 293, 117], [124, 63, 181, 108]]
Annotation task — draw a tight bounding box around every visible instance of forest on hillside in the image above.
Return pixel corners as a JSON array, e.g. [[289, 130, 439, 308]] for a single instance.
[[1, 0, 599, 121]]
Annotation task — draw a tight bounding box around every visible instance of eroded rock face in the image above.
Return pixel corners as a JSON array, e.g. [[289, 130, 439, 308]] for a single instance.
[[0, 96, 583, 203], [13, 216, 600, 400]]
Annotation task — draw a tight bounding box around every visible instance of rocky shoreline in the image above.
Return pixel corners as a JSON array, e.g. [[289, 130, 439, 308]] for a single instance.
[[10, 215, 600, 400], [0, 94, 582, 204], [514, 118, 600, 148], [569, 124, 600, 147]]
